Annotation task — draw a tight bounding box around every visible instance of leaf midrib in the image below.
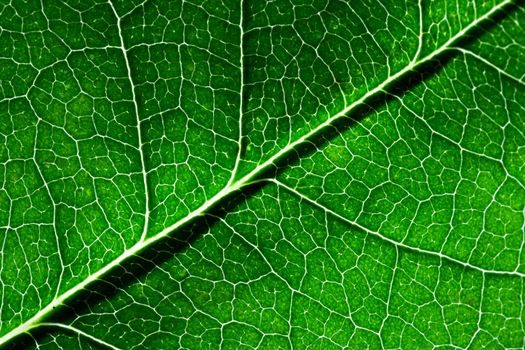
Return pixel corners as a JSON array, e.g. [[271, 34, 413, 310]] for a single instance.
[[0, 0, 515, 346]]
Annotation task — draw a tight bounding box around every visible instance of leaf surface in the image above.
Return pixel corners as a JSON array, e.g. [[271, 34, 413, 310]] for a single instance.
[[0, 0, 524, 348]]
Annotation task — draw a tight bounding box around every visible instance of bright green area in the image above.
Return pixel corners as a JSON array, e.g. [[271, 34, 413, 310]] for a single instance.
[[0, 0, 524, 349]]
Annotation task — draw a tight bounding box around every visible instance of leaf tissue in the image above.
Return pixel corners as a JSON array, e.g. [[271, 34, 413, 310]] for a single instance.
[[0, 0, 524, 349]]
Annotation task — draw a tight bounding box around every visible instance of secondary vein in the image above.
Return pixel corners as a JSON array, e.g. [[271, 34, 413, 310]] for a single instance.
[[108, 0, 151, 243]]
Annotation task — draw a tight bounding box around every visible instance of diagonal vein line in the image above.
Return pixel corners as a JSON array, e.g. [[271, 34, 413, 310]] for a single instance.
[[35, 323, 122, 350], [231, 0, 517, 192], [0, 0, 518, 346], [269, 178, 525, 278], [449, 46, 525, 87]]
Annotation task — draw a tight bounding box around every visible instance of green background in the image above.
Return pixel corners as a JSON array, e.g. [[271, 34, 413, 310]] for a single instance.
[[0, 0, 524, 348]]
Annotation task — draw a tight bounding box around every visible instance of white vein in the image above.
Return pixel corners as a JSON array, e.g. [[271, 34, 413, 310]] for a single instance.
[[107, 0, 151, 242], [227, 0, 245, 187], [270, 178, 525, 278], [449, 46, 525, 87], [34, 323, 122, 350]]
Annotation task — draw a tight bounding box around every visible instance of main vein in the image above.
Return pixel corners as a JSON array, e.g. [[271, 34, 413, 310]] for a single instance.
[[0, 0, 515, 347]]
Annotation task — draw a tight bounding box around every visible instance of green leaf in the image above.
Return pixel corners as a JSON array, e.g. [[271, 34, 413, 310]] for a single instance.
[[1, 0, 524, 348]]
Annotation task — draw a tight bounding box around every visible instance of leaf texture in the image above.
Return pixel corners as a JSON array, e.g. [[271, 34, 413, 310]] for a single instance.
[[0, 0, 524, 348]]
